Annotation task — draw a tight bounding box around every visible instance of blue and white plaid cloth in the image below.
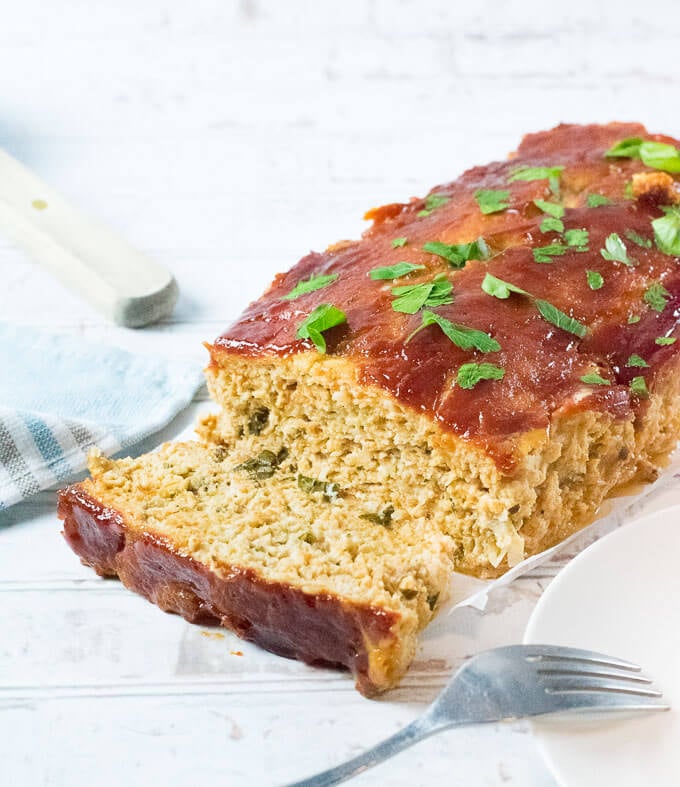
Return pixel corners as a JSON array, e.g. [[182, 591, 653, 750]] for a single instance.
[[0, 323, 204, 510]]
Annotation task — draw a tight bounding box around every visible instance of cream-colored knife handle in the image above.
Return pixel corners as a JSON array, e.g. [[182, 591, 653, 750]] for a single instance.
[[0, 149, 178, 328]]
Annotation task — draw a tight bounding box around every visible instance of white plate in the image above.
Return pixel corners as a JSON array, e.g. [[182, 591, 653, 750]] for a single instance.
[[524, 506, 680, 787]]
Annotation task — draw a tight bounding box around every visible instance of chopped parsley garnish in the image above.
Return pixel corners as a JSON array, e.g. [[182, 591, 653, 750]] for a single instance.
[[534, 199, 565, 218], [580, 373, 611, 385], [630, 376, 649, 397], [474, 188, 510, 214], [626, 354, 649, 368], [283, 272, 338, 300], [360, 505, 395, 527], [564, 228, 589, 248], [628, 314, 641, 324], [656, 336, 677, 345], [418, 193, 450, 217], [644, 282, 670, 313], [540, 217, 565, 234], [533, 244, 569, 263], [586, 270, 604, 290], [391, 237, 408, 248], [369, 262, 425, 280], [296, 303, 347, 353], [652, 209, 680, 256], [605, 138, 680, 173], [625, 229, 652, 249], [533, 229, 588, 263], [234, 448, 289, 481], [535, 299, 587, 338], [481, 273, 528, 299], [457, 362, 505, 389], [297, 474, 341, 502], [423, 238, 489, 268], [509, 165, 564, 195], [481, 273, 586, 338], [406, 309, 500, 352], [600, 232, 636, 266], [391, 274, 453, 314], [605, 137, 644, 159], [587, 193, 613, 208]]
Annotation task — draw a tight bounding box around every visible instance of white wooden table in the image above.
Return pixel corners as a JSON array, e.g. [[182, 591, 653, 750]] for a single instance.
[[2, 2, 680, 784]]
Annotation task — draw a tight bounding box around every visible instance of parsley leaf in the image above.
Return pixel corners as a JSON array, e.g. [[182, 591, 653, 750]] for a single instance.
[[481, 273, 528, 299], [533, 230, 589, 262], [406, 310, 500, 352], [639, 141, 680, 173], [533, 244, 569, 263], [580, 373, 611, 385], [564, 228, 589, 247], [587, 193, 613, 208], [534, 199, 565, 218], [297, 474, 341, 502], [656, 336, 676, 345], [652, 209, 680, 256], [628, 314, 641, 324], [600, 232, 635, 266], [626, 354, 649, 368], [418, 193, 450, 217], [296, 304, 347, 353], [481, 273, 587, 338], [369, 262, 425, 280], [423, 238, 489, 268], [630, 376, 649, 397], [391, 275, 453, 314], [586, 270, 604, 290], [540, 217, 565, 234], [234, 448, 289, 481], [644, 282, 670, 312], [475, 188, 510, 214], [457, 362, 505, 389], [535, 299, 588, 338], [625, 229, 652, 249], [509, 165, 564, 195], [605, 138, 643, 158], [283, 272, 338, 300], [605, 137, 680, 173], [360, 505, 395, 528], [391, 237, 408, 248]]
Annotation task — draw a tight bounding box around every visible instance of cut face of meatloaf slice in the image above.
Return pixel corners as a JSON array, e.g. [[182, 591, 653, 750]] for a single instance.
[[59, 444, 454, 695], [201, 122, 680, 577]]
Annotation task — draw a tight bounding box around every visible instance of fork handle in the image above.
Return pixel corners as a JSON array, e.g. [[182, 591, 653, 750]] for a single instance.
[[286, 714, 449, 787]]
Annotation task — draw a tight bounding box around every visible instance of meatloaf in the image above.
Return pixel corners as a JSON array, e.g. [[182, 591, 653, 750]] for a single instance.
[[59, 123, 680, 695]]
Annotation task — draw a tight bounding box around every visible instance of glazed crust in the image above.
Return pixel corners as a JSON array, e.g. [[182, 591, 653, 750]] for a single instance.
[[212, 122, 680, 469], [57, 484, 401, 696]]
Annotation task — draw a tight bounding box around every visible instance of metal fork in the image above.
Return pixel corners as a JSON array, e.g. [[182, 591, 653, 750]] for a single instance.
[[288, 644, 669, 787]]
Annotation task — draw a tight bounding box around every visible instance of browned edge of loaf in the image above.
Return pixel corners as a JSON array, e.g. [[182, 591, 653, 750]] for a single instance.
[[57, 483, 402, 697]]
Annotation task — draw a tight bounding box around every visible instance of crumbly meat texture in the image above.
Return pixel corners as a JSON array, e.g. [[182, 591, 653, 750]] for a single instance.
[[60, 443, 454, 694], [204, 122, 680, 575], [59, 123, 680, 694]]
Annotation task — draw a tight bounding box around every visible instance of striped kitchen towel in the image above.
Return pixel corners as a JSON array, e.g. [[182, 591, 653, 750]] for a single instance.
[[0, 323, 204, 510]]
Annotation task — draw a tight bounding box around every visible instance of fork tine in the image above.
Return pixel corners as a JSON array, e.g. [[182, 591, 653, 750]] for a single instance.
[[523, 644, 641, 671], [536, 666, 653, 684], [543, 676, 663, 697], [538, 690, 670, 714]]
